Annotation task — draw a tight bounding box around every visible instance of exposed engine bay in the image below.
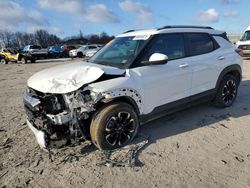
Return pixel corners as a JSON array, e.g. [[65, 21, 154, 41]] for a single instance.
[[23, 82, 142, 150], [23, 62, 143, 151], [23, 86, 103, 149]]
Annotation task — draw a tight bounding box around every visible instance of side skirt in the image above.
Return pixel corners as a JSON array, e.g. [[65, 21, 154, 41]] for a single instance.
[[139, 89, 216, 125]]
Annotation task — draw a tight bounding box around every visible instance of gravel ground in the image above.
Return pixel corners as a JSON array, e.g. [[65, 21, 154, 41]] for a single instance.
[[0, 59, 250, 188]]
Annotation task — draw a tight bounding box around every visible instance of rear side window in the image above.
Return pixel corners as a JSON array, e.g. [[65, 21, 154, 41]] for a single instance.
[[187, 33, 214, 56], [88, 46, 97, 49]]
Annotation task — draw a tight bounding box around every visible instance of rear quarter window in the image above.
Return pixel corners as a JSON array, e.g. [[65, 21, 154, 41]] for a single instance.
[[187, 33, 215, 56]]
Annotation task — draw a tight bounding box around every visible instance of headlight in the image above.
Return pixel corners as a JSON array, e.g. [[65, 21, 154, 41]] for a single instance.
[[23, 90, 41, 108]]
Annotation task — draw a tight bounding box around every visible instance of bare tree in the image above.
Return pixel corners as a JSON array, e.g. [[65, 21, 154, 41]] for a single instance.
[[0, 29, 113, 50], [35, 30, 50, 47], [35, 29, 61, 47]]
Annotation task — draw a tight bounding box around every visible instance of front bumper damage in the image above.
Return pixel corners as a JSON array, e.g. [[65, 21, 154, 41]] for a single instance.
[[26, 119, 47, 149], [23, 87, 101, 150]]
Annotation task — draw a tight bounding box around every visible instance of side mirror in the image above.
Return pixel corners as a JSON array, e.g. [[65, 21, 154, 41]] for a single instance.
[[142, 53, 168, 65]]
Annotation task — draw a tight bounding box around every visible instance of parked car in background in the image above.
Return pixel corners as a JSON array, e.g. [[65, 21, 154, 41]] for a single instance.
[[85, 44, 103, 58], [69, 44, 100, 58], [61, 45, 82, 57], [21, 45, 48, 63], [47, 46, 63, 58], [23, 25, 242, 151], [0, 48, 20, 64], [236, 26, 250, 57], [0, 54, 3, 62]]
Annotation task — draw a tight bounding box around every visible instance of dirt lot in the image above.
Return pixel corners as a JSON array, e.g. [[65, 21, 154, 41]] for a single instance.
[[0, 59, 250, 188]]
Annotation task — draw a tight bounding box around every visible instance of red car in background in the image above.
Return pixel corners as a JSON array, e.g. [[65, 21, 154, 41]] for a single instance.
[[61, 45, 82, 57]]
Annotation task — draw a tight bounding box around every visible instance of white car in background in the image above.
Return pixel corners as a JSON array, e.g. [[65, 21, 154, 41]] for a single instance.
[[235, 26, 250, 57], [69, 44, 100, 58], [85, 47, 102, 58]]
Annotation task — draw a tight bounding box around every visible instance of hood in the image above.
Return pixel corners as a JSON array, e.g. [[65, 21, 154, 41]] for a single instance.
[[70, 49, 77, 53], [27, 61, 125, 94]]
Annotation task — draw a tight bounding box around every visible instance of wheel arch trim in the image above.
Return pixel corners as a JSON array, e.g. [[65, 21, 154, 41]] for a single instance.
[[215, 64, 242, 89], [100, 88, 143, 115]]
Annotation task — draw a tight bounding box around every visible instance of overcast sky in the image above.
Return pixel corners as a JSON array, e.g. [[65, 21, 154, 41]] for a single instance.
[[0, 0, 249, 37]]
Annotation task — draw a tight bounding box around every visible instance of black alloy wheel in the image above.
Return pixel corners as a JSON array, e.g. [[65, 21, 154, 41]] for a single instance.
[[105, 111, 136, 147], [222, 79, 237, 105], [214, 74, 239, 108], [90, 102, 139, 150]]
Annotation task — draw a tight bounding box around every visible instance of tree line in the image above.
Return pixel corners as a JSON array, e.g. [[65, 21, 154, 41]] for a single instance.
[[0, 30, 114, 49]]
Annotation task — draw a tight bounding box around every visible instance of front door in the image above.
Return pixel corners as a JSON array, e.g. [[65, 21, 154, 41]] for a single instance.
[[132, 33, 193, 114]]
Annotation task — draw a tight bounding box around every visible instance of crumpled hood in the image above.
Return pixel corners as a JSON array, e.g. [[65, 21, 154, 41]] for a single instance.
[[27, 62, 125, 94]]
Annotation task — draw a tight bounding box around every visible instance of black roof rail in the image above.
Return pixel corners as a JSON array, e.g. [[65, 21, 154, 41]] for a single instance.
[[158, 25, 214, 30], [123, 30, 135, 33]]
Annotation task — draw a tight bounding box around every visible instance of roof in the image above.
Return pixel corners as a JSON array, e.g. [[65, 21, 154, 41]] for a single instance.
[[117, 25, 225, 38], [245, 26, 250, 31]]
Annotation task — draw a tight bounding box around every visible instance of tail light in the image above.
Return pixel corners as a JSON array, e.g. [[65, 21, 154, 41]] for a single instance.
[[235, 48, 243, 57]]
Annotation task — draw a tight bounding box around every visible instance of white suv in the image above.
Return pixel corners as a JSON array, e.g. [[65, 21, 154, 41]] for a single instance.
[[69, 45, 100, 58], [23, 26, 242, 151], [236, 26, 250, 57]]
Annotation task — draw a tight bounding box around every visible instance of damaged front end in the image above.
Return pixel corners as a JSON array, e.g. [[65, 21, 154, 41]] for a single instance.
[[23, 86, 102, 150]]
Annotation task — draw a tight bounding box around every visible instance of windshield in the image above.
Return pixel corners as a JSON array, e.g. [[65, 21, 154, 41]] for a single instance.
[[78, 46, 86, 50], [89, 36, 149, 69], [240, 31, 250, 41]]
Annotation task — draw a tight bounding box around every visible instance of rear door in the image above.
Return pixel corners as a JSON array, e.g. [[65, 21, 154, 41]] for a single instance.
[[186, 33, 223, 96]]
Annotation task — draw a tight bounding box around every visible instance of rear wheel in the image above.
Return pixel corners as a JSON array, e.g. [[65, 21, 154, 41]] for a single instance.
[[90, 102, 139, 150], [214, 74, 239, 108], [0, 58, 7, 64]]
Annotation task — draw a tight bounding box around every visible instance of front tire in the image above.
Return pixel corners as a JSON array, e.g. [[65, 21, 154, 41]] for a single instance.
[[77, 52, 83, 58], [20, 57, 27, 64], [90, 102, 139, 150], [214, 74, 239, 108]]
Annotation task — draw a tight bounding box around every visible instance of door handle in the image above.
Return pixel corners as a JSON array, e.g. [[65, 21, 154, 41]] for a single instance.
[[217, 56, 225, 60], [179, 63, 189, 68]]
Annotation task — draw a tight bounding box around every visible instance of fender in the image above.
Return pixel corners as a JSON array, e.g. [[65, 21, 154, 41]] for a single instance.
[[18, 54, 23, 61], [100, 88, 143, 114], [102, 96, 141, 115], [215, 64, 242, 89]]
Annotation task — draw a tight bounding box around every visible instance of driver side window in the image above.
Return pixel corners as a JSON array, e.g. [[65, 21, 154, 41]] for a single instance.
[[142, 33, 186, 62]]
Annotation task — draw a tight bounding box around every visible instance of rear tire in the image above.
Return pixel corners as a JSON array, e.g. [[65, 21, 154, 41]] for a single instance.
[[90, 102, 139, 150], [213, 74, 239, 108], [0, 58, 7, 64]]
